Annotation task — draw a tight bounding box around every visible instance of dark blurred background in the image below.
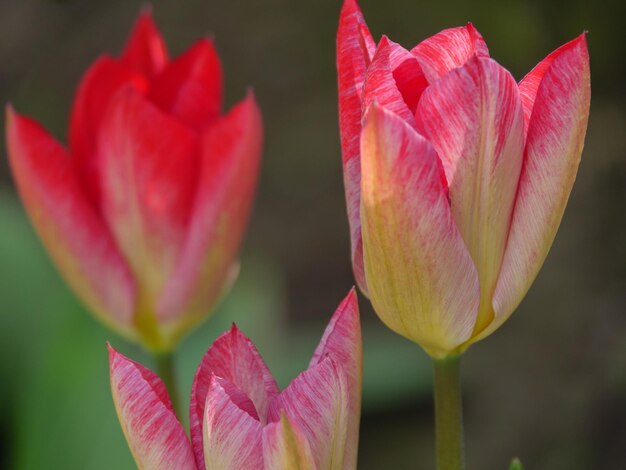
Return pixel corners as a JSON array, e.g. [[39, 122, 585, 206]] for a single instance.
[[0, 0, 624, 468]]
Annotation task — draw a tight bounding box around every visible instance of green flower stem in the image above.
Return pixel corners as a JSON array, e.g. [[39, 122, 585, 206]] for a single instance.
[[433, 355, 465, 470], [155, 351, 181, 417]]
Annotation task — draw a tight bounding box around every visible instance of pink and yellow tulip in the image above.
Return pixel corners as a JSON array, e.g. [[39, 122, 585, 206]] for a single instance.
[[109, 290, 362, 470], [6, 11, 263, 352], [337, 0, 590, 358]]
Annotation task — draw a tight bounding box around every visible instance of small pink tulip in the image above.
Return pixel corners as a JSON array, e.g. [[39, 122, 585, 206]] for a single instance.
[[337, 0, 590, 358], [109, 290, 362, 470], [6, 11, 263, 352]]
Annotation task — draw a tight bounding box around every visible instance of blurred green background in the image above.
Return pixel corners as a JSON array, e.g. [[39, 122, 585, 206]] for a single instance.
[[0, 0, 624, 468]]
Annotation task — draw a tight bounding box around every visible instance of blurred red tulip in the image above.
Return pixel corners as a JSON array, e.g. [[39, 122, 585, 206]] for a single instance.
[[6, 10, 263, 352], [337, 0, 590, 357]]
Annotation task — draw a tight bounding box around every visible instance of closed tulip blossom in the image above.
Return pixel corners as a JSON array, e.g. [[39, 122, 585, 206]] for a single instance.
[[337, 0, 590, 359], [6, 11, 263, 352], [109, 290, 362, 470]]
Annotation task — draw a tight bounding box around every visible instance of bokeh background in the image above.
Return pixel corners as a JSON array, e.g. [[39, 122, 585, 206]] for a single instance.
[[0, 0, 624, 468]]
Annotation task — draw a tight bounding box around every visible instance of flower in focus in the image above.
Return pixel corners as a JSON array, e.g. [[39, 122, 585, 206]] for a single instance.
[[6, 10, 263, 352], [109, 289, 362, 470], [337, 0, 590, 358]]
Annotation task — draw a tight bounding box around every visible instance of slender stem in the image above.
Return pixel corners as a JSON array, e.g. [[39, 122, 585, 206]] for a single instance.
[[433, 355, 464, 470], [155, 351, 181, 417]]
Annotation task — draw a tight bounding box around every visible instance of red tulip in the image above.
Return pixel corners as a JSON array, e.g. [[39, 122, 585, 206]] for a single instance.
[[6, 11, 263, 352], [337, 0, 590, 357], [109, 290, 362, 470]]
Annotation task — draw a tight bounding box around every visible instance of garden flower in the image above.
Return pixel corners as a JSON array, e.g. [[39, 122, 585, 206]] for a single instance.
[[337, 0, 590, 358], [6, 11, 263, 352], [109, 289, 362, 470]]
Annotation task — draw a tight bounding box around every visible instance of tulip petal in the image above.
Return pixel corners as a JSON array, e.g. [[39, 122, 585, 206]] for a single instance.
[[360, 103, 479, 357], [263, 413, 317, 470], [416, 56, 525, 335], [518, 35, 587, 135], [190, 325, 279, 470], [69, 55, 149, 206], [487, 35, 590, 341], [412, 23, 489, 83], [309, 289, 361, 470], [149, 39, 223, 131], [387, 41, 429, 114], [203, 376, 263, 470], [267, 358, 348, 470], [120, 9, 169, 79], [157, 94, 262, 334], [6, 109, 136, 336], [337, 0, 376, 294], [362, 36, 416, 129], [108, 345, 197, 470], [98, 87, 198, 301]]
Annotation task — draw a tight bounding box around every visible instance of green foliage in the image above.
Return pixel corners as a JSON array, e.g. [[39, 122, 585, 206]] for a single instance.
[[510, 458, 525, 470]]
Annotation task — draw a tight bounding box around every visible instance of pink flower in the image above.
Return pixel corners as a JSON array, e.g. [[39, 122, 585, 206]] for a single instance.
[[337, 0, 590, 357], [6, 11, 263, 352], [109, 290, 362, 470]]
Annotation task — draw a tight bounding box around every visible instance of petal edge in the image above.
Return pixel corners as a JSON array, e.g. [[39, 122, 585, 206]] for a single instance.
[[6, 108, 137, 337], [108, 345, 196, 470]]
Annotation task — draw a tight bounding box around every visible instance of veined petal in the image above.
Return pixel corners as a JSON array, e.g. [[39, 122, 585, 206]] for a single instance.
[[263, 413, 317, 470], [190, 325, 279, 470], [157, 94, 262, 335], [387, 41, 428, 114], [149, 39, 223, 131], [120, 9, 168, 79], [69, 55, 148, 206], [412, 23, 489, 83], [267, 358, 349, 470], [98, 87, 198, 300], [308, 289, 361, 470], [360, 103, 479, 358], [416, 56, 525, 335], [108, 345, 196, 470], [203, 376, 263, 470], [6, 108, 136, 337], [362, 36, 416, 127], [487, 35, 590, 342], [518, 35, 587, 136], [337, 0, 376, 294]]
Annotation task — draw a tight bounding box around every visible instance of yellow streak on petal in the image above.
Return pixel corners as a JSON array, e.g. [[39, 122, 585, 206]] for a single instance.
[[271, 413, 316, 470]]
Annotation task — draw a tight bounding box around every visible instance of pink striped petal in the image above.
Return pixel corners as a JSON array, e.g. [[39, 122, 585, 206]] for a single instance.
[[157, 94, 262, 331], [387, 41, 428, 114], [518, 35, 587, 136], [263, 413, 317, 470], [190, 325, 279, 470], [69, 55, 149, 206], [487, 35, 590, 341], [120, 9, 169, 79], [6, 108, 136, 336], [362, 36, 416, 127], [203, 376, 263, 470], [309, 289, 361, 470], [412, 23, 489, 83], [337, 0, 376, 294], [108, 345, 197, 470], [416, 56, 525, 335], [98, 87, 198, 301], [149, 39, 223, 132], [268, 358, 349, 470], [359, 103, 479, 358]]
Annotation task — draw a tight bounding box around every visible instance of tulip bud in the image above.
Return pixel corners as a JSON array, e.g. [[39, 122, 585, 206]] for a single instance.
[[337, 0, 590, 358], [6, 11, 263, 352], [109, 290, 362, 470]]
